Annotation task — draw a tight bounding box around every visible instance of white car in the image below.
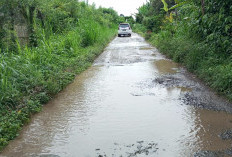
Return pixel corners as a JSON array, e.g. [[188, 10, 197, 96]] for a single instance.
[[118, 23, 132, 37]]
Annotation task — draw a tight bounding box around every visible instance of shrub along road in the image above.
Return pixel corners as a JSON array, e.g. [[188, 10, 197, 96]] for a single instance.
[[1, 33, 232, 157], [0, 0, 120, 150]]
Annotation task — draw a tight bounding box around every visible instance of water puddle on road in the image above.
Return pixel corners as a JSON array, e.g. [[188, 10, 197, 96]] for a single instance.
[[167, 86, 192, 92], [1, 33, 232, 157], [139, 47, 154, 50], [154, 59, 180, 74]]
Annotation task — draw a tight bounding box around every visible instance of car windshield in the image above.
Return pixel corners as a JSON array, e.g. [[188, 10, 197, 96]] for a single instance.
[[119, 24, 129, 28]]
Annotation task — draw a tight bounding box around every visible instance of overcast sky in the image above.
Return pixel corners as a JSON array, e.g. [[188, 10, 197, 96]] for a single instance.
[[87, 0, 147, 16]]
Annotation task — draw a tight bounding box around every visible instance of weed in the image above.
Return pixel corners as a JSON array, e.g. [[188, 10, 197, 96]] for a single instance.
[[0, 0, 119, 151]]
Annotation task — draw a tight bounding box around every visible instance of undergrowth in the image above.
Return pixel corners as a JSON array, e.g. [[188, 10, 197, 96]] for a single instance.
[[0, 0, 119, 151]]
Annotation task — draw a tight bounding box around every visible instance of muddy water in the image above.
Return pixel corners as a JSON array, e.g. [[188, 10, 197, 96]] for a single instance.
[[1, 33, 232, 157]]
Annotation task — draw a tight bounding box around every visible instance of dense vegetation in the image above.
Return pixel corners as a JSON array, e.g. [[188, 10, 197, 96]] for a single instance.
[[134, 0, 232, 99], [0, 0, 121, 150]]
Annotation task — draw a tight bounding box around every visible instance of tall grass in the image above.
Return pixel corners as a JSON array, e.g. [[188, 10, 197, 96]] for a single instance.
[[0, 1, 118, 150], [0, 24, 117, 150]]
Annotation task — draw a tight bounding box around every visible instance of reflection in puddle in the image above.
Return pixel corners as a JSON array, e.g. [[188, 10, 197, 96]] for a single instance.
[[154, 59, 179, 74], [194, 109, 232, 150], [179, 108, 232, 156], [167, 86, 192, 92], [139, 47, 154, 50]]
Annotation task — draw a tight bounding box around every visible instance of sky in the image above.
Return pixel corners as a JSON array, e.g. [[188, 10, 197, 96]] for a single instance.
[[87, 0, 147, 16]]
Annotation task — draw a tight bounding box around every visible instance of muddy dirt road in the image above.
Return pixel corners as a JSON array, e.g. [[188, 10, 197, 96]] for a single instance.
[[1, 33, 232, 157]]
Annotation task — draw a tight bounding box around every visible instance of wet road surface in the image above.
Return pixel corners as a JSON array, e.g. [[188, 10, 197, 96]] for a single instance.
[[1, 33, 232, 157]]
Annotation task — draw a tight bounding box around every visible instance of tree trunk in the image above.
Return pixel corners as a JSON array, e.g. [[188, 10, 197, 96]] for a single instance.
[[201, 0, 205, 15], [28, 6, 37, 47]]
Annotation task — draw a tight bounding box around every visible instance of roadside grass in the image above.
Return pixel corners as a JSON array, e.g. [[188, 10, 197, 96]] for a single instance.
[[0, 21, 117, 150]]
